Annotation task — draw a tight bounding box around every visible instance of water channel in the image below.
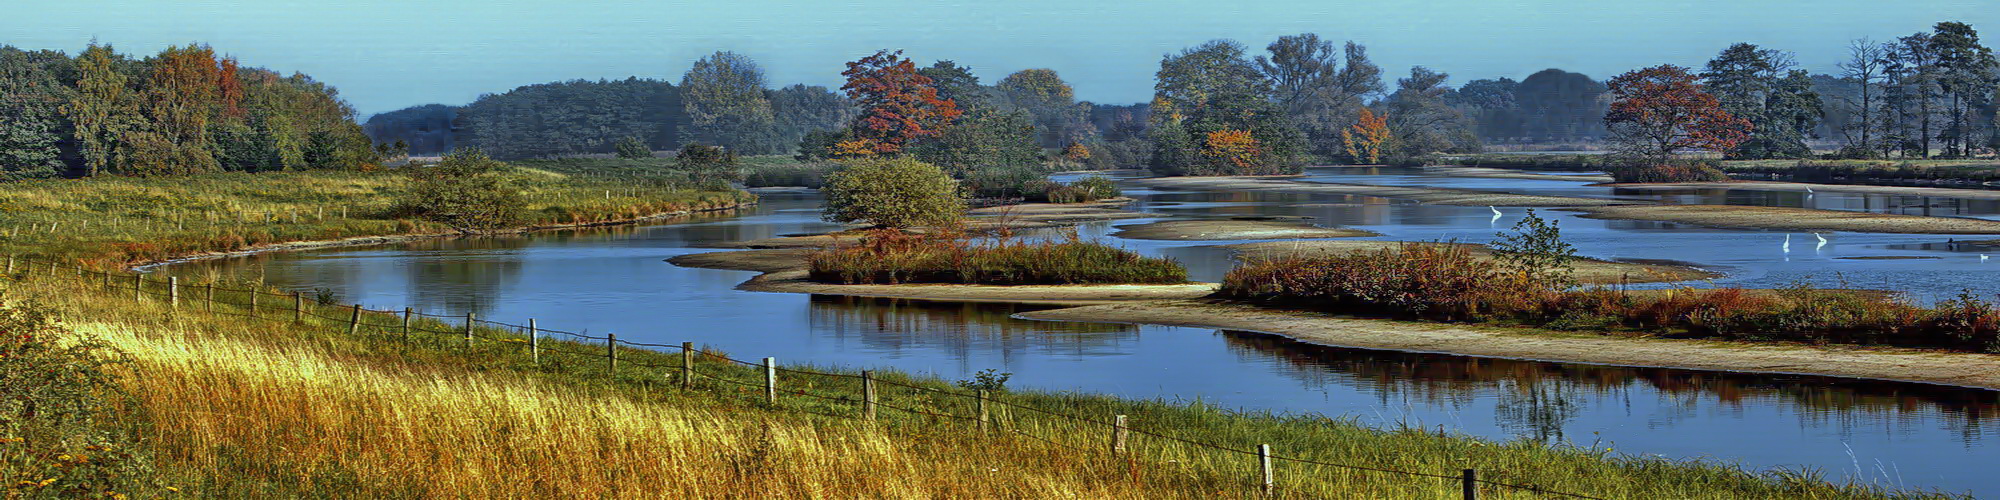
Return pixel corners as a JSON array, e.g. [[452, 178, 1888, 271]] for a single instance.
[[162, 167, 2000, 496]]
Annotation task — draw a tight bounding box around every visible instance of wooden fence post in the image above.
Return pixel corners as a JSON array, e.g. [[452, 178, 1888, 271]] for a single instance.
[[463, 312, 474, 346], [5, 255, 12, 274], [1113, 415, 1129, 455], [977, 390, 991, 433], [606, 333, 618, 374], [249, 289, 258, 317], [347, 304, 362, 335], [168, 277, 179, 309], [1461, 469, 1477, 500], [528, 318, 539, 364], [763, 357, 777, 405], [133, 273, 142, 301], [205, 283, 214, 312], [862, 370, 877, 421], [1258, 444, 1274, 496], [680, 341, 693, 389], [292, 292, 303, 324], [102, 269, 111, 290]]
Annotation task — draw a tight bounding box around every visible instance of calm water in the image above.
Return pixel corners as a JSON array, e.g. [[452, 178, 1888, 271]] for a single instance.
[[162, 170, 2000, 496]]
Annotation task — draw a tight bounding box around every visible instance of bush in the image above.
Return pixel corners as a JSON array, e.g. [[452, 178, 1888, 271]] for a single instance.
[[0, 300, 159, 497], [395, 148, 524, 232], [674, 143, 741, 188], [822, 157, 964, 229], [1221, 243, 1513, 320], [1068, 176, 1121, 200], [614, 136, 653, 159], [808, 230, 1187, 285], [743, 160, 837, 189], [1605, 161, 1729, 183]]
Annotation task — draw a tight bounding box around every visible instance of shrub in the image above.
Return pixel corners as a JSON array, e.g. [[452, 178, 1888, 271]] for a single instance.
[[1069, 176, 1121, 200], [1491, 210, 1576, 290], [614, 136, 653, 159], [743, 161, 837, 189], [807, 230, 1186, 285], [1605, 161, 1729, 183], [674, 143, 741, 188], [1221, 243, 1510, 320], [821, 157, 964, 229], [0, 300, 158, 497], [395, 148, 524, 232]]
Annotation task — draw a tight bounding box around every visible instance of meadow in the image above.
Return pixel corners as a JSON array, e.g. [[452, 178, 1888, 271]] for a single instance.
[[0, 265, 1951, 499], [0, 167, 751, 268]]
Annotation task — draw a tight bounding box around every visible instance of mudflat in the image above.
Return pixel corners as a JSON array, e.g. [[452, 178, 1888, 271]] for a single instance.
[[1568, 205, 2000, 234], [1126, 176, 1632, 206], [1109, 219, 1377, 241]]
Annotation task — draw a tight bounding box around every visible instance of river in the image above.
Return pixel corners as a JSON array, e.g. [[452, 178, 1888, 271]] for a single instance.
[[162, 167, 2000, 496]]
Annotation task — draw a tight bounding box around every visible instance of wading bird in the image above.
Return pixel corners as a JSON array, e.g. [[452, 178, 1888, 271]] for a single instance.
[[1814, 232, 1828, 251], [1782, 234, 1791, 253]]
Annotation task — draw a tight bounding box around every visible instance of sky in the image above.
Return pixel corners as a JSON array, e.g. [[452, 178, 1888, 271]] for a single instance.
[[6, 0, 1997, 118]]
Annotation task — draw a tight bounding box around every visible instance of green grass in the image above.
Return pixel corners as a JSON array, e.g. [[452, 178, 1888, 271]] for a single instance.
[[0, 167, 751, 268], [0, 267, 1956, 498]]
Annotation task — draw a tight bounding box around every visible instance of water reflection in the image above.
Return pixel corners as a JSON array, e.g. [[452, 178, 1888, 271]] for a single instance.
[[1221, 330, 1999, 445], [808, 296, 1135, 358]]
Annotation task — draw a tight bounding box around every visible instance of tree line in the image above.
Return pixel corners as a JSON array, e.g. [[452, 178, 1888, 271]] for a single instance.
[[0, 43, 375, 179]]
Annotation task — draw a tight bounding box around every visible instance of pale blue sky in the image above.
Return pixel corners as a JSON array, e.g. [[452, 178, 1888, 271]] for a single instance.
[[7, 1, 1995, 117]]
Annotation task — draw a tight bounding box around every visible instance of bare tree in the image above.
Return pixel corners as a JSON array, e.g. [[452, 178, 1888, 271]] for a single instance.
[[1836, 38, 1888, 156]]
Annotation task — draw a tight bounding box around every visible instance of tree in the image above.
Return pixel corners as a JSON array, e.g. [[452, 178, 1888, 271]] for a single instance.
[[1449, 77, 1522, 141], [840, 50, 961, 154], [1836, 38, 1889, 156], [134, 44, 225, 175], [1514, 69, 1609, 142], [1383, 66, 1478, 158], [1703, 43, 1817, 159], [917, 60, 986, 110], [1341, 108, 1391, 164], [768, 84, 855, 155], [681, 51, 778, 153], [1604, 65, 1750, 162], [908, 107, 1039, 176], [1885, 33, 1941, 158], [1150, 40, 1304, 175], [0, 46, 72, 179], [1929, 22, 1996, 158], [68, 42, 139, 176], [821, 157, 963, 228], [456, 78, 678, 159], [1256, 35, 1384, 159], [399, 148, 523, 232], [615, 136, 652, 158], [1200, 129, 1263, 174], [996, 68, 1089, 147], [674, 143, 740, 186]]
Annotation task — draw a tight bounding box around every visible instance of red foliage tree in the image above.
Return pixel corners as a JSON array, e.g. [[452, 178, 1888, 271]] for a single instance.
[[217, 56, 244, 120], [1603, 65, 1751, 161], [840, 50, 961, 154]]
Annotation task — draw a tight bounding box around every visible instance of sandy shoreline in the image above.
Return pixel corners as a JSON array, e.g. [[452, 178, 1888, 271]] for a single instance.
[[1608, 180, 2000, 200], [1017, 301, 2000, 390], [1127, 176, 1633, 207], [1108, 219, 1377, 240], [1567, 205, 2000, 234]]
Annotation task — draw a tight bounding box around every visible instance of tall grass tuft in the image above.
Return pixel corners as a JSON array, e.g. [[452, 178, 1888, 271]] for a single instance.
[[807, 230, 1187, 285]]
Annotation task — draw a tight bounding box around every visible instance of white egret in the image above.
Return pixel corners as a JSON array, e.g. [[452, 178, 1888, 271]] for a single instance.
[[1814, 232, 1828, 251], [1983, 254, 1991, 262], [1782, 233, 1791, 253], [1488, 206, 1501, 226]]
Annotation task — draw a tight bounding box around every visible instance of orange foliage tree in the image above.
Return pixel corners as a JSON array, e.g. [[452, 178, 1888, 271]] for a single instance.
[[840, 50, 961, 154], [1340, 108, 1391, 164], [1604, 65, 1750, 162], [1201, 129, 1263, 174], [1061, 141, 1092, 161], [132, 44, 226, 174]]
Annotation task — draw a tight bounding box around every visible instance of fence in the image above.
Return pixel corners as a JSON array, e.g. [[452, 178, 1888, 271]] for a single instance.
[[5, 254, 1607, 499]]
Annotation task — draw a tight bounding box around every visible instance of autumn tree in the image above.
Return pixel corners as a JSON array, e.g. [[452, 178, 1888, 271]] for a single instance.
[[132, 44, 225, 175], [840, 50, 961, 155], [1200, 129, 1264, 174], [1256, 34, 1384, 159], [1148, 39, 1304, 176], [1341, 108, 1391, 164], [1603, 65, 1750, 162]]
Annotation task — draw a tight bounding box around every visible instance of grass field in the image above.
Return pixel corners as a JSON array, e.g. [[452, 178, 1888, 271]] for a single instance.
[[0, 167, 752, 268], [0, 268, 1952, 499]]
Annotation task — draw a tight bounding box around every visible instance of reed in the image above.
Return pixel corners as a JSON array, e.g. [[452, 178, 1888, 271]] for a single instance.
[[806, 230, 1187, 285], [0, 271, 1952, 498]]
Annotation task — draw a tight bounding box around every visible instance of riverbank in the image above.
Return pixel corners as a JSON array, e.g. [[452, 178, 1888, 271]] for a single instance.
[[1127, 176, 1632, 206], [1109, 218, 1378, 240], [1220, 240, 1718, 284], [0, 167, 755, 268], [1568, 205, 2000, 234], [1019, 300, 2000, 390]]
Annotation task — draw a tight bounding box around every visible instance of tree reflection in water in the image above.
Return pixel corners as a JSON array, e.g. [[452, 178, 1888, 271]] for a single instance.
[[1219, 330, 1999, 444]]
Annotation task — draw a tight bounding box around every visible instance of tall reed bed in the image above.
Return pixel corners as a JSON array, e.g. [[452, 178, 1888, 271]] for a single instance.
[[1221, 244, 2000, 353], [807, 230, 1186, 285], [0, 270, 1951, 498]]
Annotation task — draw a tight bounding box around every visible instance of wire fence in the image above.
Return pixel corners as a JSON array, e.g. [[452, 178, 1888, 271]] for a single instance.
[[5, 255, 1609, 499]]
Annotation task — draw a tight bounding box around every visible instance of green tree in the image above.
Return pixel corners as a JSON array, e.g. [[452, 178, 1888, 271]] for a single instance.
[[68, 42, 140, 177], [674, 142, 740, 187], [909, 107, 1040, 176], [1149, 39, 1305, 175], [681, 51, 777, 153], [399, 148, 523, 232], [822, 157, 963, 228], [1256, 34, 1384, 159], [615, 135, 652, 158], [1703, 43, 1818, 159], [1382, 66, 1478, 159], [1929, 22, 1996, 158], [0, 46, 72, 179], [996, 68, 1089, 147], [917, 60, 986, 110]]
